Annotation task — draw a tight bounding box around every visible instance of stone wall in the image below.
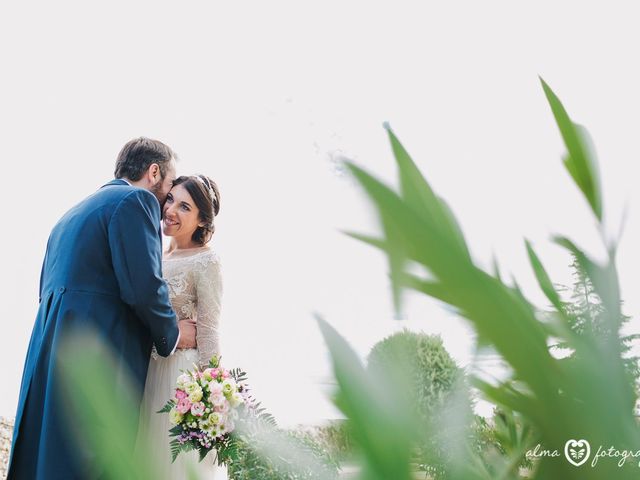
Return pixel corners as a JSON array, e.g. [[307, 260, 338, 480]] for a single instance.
[[0, 417, 13, 480]]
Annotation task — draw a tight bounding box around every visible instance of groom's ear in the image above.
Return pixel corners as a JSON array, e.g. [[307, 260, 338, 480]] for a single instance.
[[147, 163, 160, 184]]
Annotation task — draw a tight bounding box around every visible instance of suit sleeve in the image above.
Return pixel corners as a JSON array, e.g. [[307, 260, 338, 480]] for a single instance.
[[108, 189, 179, 357]]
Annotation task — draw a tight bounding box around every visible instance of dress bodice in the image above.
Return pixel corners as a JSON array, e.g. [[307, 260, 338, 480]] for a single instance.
[[163, 248, 223, 367]]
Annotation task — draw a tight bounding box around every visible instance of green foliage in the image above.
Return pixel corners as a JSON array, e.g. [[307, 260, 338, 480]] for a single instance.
[[317, 316, 419, 480], [553, 255, 640, 387], [321, 78, 640, 479], [58, 332, 172, 480], [367, 330, 462, 419], [290, 421, 356, 462], [367, 330, 466, 477], [490, 409, 535, 469], [469, 411, 535, 479], [157, 399, 176, 414], [540, 78, 603, 221], [227, 428, 339, 480]]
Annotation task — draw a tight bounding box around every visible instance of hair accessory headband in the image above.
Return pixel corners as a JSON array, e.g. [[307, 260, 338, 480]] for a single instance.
[[195, 175, 217, 206]]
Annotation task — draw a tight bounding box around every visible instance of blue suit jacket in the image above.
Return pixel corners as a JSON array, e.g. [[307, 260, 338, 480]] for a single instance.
[[8, 179, 179, 479]]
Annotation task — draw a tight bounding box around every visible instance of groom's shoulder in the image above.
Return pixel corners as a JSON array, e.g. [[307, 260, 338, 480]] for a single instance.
[[94, 180, 157, 205], [76, 180, 159, 219]]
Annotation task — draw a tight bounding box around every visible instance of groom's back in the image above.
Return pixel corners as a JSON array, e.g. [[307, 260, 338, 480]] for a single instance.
[[9, 180, 166, 480], [40, 181, 156, 297]]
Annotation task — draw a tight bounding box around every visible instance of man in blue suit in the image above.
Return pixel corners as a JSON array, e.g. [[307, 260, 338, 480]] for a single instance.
[[8, 137, 194, 479]]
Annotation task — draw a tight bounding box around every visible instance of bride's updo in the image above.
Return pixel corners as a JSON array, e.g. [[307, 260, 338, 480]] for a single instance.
[[172, 174, 221, 245]]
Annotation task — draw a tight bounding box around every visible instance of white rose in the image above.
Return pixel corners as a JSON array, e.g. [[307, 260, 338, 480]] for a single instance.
[[229, 392, 244, 407], [221, 378, 237, 396], [189, 388, 203, 403], [185, 382, 200, 395], [169, 408, 183, 425], [209, 412, 221, 425], [176, 374, 190, 389]]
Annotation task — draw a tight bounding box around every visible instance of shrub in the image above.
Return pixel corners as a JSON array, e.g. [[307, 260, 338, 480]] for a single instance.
[[367, 330, 463, 421], [367, 330, 467, 477]]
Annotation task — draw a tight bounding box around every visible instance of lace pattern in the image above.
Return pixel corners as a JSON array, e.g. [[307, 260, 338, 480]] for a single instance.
[[153, 249, 223, 367]]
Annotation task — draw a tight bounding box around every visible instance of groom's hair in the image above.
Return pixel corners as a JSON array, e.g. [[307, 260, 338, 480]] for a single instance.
[[114, 137, 176, 181]]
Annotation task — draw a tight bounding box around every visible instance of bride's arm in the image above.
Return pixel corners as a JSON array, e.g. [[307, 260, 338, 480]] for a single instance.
[[195, 254, 223, 368]]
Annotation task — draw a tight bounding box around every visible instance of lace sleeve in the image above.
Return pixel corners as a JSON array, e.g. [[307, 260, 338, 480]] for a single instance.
[[195, 253, 223, 368]]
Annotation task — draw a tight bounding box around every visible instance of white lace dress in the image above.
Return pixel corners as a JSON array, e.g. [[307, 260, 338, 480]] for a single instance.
[[136, 247, 226, 479]]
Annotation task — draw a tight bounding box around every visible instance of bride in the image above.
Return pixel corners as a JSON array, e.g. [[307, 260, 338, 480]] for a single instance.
[[136, 174, 226, 479]]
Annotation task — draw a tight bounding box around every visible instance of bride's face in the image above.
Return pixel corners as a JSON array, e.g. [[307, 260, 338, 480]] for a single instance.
[[162, 184, 202, 240]]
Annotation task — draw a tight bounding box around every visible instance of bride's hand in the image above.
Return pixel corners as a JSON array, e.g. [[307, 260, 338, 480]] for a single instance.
[[177, 319, 197, 349]]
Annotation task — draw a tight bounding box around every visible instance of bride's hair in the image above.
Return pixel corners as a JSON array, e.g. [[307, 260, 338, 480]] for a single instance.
[[171, 174, 221, 245]]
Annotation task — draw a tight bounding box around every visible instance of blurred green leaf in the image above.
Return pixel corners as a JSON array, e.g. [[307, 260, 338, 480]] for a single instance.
[[316, 315, 416, 480], [540, 78, 603, 221], [524, 240, 564, 313], [58, 332, 169, 480], [385, 123, 471, 262], [344, 161, 472, 287], [341, 232, 388, 252]]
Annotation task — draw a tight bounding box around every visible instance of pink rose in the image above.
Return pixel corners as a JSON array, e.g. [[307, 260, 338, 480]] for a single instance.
[[209, 382, 223, 396], [175, 389, 187, 400], [177, 397, 192, 414], [222, 370, 230, 379], [191, 401, 206, 417], [214, 400, 230, 414], [210, 392, 225, 407]]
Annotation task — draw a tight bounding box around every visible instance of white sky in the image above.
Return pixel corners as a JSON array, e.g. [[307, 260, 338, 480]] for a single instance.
[[1, 1, 639, 426]]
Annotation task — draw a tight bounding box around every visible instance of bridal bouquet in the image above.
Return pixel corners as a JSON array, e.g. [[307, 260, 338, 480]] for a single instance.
[[158, 356, 266, 463]]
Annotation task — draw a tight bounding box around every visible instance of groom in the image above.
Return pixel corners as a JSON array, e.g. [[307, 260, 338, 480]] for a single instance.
[[8, 137, 194, 479]]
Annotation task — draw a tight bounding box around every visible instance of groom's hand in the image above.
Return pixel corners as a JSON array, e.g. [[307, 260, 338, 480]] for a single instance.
[[177, 319, 197, 349]]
